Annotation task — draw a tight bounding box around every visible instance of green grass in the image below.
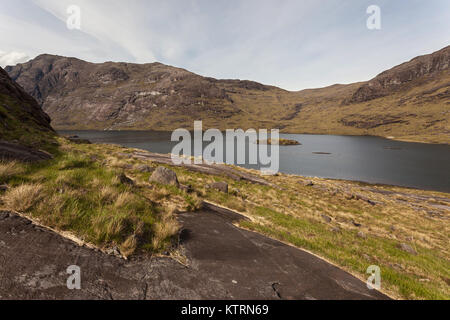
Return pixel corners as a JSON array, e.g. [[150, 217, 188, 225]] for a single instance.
[[0, 142, 179, 257]]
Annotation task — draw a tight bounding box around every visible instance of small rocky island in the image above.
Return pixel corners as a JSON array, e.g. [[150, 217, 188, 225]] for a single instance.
[[257, 138, 301, 145]]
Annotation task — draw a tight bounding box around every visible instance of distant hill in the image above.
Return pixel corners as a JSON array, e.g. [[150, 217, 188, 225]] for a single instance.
[[0, 67, 54, 146], [6, 46, 449, 144]]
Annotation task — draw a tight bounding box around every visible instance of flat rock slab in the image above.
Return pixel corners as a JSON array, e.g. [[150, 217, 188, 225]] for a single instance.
[[177, 207, 388, 300], [0, 209, 388, 300], [0, 141, 53, 162]]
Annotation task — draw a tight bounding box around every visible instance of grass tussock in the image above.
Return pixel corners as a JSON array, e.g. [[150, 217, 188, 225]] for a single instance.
[[120, 235, 137, 258], [3, 183, 43, 212], [152, 211, 180, 251], [0, 161, 23, 183]]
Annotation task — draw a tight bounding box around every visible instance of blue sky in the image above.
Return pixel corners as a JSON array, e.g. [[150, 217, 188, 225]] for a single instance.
[[1, 0, 449, 90]]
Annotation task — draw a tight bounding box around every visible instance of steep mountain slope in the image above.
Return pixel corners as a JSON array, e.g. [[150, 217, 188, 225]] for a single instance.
[[6, 46, 450, 143], [350, 46, 449, 103], [0, 67, 54, 146]]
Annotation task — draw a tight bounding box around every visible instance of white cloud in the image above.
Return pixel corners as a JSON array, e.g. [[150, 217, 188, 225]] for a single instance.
[[32, 0, 159, 63], [1, 0, 449, 90], [0, 51, 30, 67]]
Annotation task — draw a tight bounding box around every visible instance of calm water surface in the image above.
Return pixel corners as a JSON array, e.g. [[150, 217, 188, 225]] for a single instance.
[[59, 130, 450, 192]]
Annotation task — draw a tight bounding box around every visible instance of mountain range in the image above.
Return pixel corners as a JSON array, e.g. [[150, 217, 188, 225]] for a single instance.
[[5, 45, 450, 144]]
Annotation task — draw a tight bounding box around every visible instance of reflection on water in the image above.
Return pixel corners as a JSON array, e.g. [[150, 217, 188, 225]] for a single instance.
[[59, 130, 450, 192]]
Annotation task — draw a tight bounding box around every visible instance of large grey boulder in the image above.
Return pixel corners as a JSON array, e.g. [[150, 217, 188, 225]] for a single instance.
[[207, 182, 229, 193], [149, 167, 179, 187]]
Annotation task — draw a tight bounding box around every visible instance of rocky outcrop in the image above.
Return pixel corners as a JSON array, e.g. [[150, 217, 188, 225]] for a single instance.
[[0, 140, 53, 162], [5, 55, 252, 130], [0, 67, 53, 137], [350, 46, 450, 103]]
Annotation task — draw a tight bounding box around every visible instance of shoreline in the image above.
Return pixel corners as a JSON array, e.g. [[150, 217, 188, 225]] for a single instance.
[[56, 134, 450, 193], [56, 129, 450, 146], [289, 174, 450, 194]]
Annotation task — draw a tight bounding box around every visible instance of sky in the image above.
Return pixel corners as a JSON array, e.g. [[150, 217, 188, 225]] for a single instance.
[[0, 0, 449, 91]]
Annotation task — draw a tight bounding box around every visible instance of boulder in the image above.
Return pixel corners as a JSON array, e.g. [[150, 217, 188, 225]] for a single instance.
[[149, 167, 179, 187], [207, 182, 228, 193], [118, 173, 134, 185], [399, 243, 417, 255]]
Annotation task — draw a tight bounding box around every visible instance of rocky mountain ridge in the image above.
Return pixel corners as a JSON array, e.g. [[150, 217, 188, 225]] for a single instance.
[[5, 46, 450, 143]]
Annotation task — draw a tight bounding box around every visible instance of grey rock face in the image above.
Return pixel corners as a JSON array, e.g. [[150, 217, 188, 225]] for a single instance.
[[0, 140, 53, 162]]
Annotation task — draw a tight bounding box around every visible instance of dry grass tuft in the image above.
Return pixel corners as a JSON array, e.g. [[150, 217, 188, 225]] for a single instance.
[[92, 215, 128, 241], [106, 157, 130, 169], [106, 216, 127, 237], [3, 183, 44, 212], [120, 235, 137, 257], [114, 192, 135, 208], [152, 211, 180, 251], [0, 161, 23, 183], [99, 186, 118, 204]]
